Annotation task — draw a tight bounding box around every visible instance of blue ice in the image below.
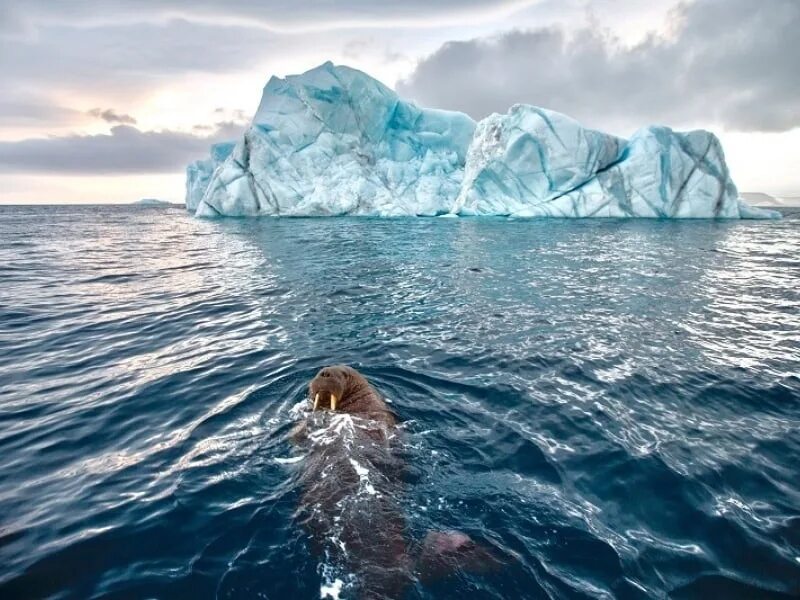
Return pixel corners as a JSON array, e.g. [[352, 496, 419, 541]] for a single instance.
[[186, 63, 778, 220]]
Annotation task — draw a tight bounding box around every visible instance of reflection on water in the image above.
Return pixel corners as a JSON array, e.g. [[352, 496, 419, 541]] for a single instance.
[[0, 205, 799, 598]]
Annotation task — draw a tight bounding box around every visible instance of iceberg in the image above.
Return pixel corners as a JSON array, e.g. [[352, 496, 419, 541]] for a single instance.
[[194, 62, 474, 217], [186, 63, 779, 220]]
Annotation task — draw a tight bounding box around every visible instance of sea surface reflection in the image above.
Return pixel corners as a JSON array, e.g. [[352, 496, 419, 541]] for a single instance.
[[1, 206, 798, 598]]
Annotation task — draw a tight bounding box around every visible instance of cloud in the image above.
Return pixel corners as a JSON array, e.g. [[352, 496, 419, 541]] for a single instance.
[[212, 107, 250, 122], [0, 95, 82, 127], [0, 20, 281, 98], [342, 37, 409, 66], [0, 122, 244, 175], [0, 3, 540, 131], [87, 108, 137, 125], [398, 0, 800, 133], [1, 1, 541, 35]]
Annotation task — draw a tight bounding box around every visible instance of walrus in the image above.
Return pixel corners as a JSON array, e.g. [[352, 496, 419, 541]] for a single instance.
[[292, 365, 499, 599]]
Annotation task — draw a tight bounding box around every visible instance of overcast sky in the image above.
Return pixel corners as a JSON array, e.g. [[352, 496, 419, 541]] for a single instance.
[[0, 0, 797, 203]]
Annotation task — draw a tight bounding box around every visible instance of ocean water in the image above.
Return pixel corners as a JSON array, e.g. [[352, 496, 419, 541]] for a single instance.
[[1, 205, 799, 599]]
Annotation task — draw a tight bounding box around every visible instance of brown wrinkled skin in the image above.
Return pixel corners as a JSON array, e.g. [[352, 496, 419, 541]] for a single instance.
[[308, 365, 396, 427]]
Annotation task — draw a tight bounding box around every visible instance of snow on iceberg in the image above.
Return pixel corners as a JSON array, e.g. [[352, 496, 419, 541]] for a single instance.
[[186, 63, 779, 220]]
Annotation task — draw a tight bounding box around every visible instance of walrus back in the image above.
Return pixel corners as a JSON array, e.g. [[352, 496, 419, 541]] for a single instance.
[[296, 411, 411, 598]]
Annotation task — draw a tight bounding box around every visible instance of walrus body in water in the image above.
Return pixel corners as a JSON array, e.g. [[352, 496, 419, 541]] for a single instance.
[[294, 365, 496, 599]]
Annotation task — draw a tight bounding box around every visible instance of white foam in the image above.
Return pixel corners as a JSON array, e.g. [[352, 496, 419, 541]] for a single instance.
[[288, 400, 310, 419], [349, 458, 377, 495], [308, 413, 358, 448], [274, 456, 304, 464], [320, 578, 344, 599]]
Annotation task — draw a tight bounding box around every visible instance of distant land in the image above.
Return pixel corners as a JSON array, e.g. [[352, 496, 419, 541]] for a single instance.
[[134, 198, 184, 207], [741, 193, 800, 207]]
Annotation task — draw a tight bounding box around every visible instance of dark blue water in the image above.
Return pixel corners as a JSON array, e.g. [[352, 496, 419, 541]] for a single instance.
[[1, 205, 799, 599]]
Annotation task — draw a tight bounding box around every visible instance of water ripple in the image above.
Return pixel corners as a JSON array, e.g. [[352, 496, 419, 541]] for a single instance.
[[1, 205, 799, 598]]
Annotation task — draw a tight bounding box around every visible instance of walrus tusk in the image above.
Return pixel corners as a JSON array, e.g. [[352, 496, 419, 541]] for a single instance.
[[313, 393, 320, 411], [330, 394, 338, 411]]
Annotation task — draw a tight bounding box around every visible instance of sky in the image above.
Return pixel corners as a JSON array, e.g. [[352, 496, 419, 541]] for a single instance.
[[0, 0, 797, 204]]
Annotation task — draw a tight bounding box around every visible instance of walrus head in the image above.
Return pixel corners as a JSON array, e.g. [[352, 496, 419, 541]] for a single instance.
[[308, 365, 355, 412]]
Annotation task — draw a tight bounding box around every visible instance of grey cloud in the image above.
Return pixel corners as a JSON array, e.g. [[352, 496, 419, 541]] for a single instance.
[[0, 122, 244, 175], [0, 3, 523, 127], [212, 108, 250, 123], [342, 38, 373, 59], [209, 120, 249, 139], [1, 1, 537, 35], [0, 2, 30, 37], [87, 108, 137, 125], [342, 37, 408, 65], [0, 19, 283, 106], [398, 0, 800, 133], [0, 95, 82, 127]]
